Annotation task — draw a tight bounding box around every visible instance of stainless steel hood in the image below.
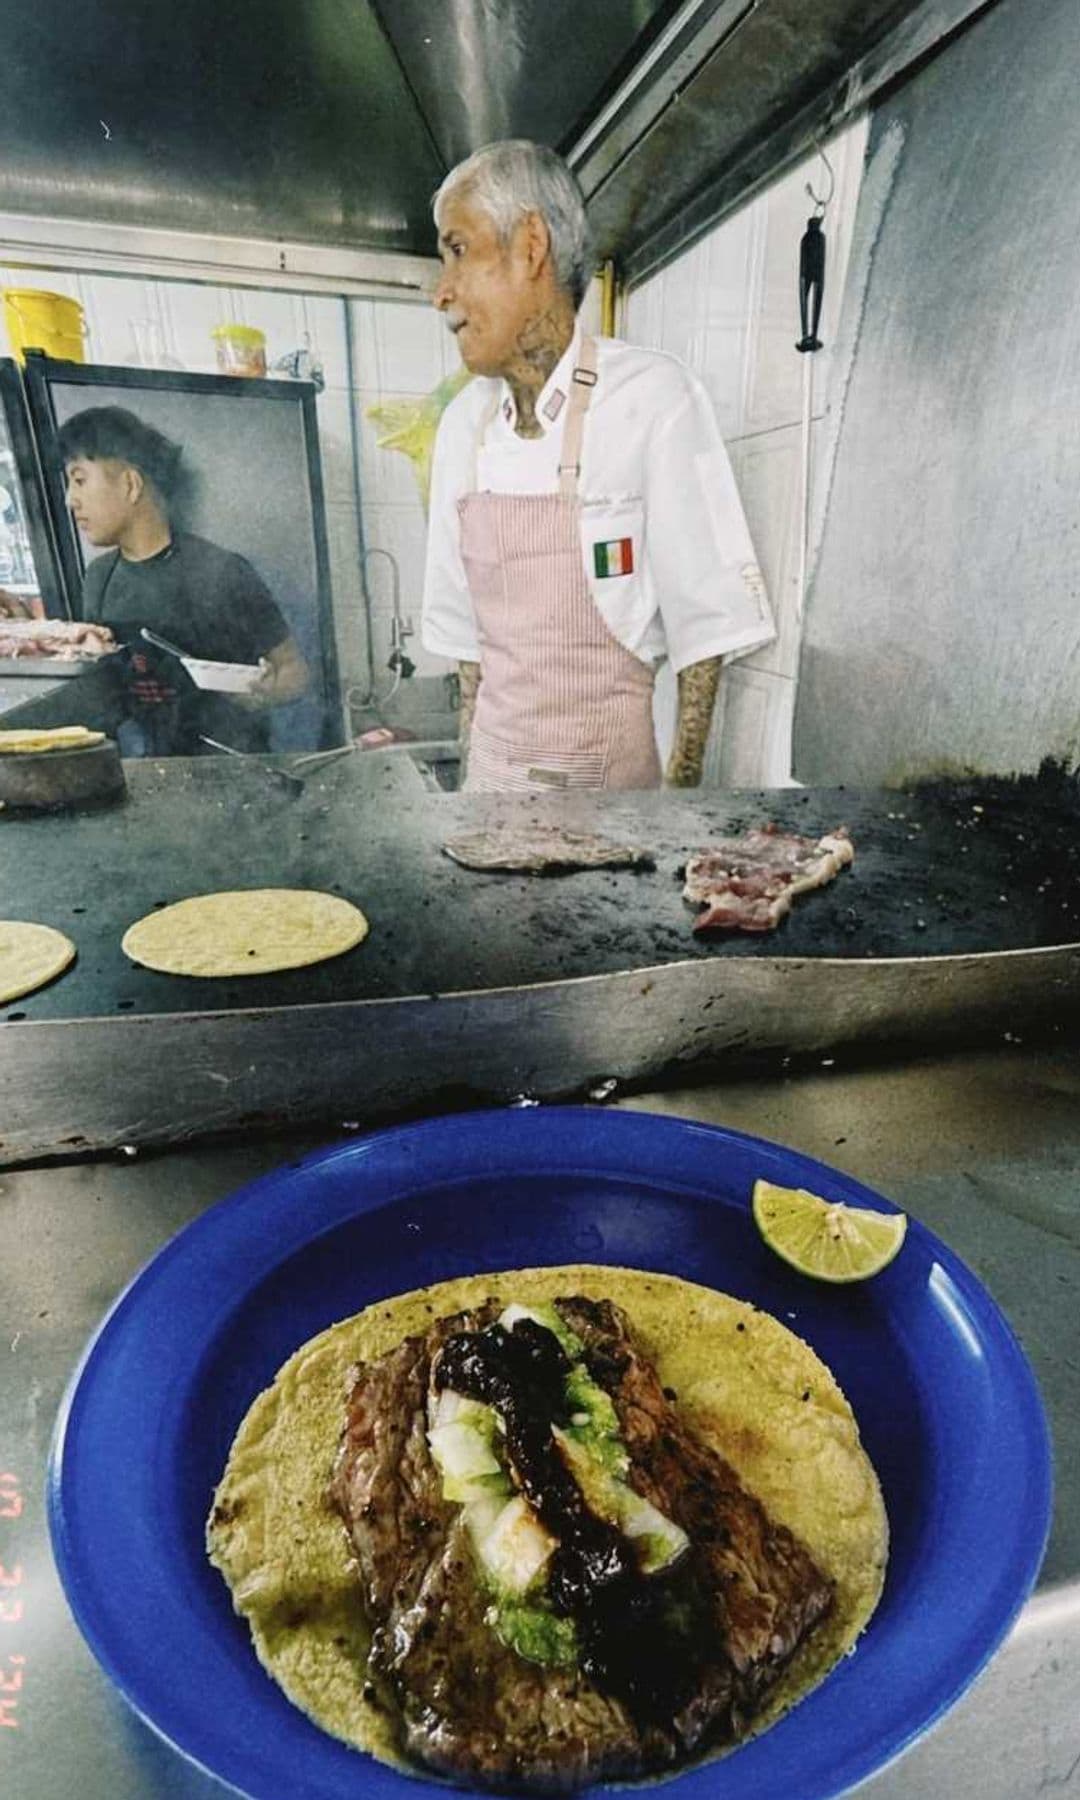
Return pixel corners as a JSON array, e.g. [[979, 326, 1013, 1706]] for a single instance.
[[0, 0, 1002, 287]]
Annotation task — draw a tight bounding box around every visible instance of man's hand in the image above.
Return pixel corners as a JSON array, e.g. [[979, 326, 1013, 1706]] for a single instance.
[[0, 589, 33, 621], [665, 656, 722, 787], [235, 638, 309, 709]]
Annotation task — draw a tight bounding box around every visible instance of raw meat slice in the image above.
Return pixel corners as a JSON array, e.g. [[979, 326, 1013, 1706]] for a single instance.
[[0, 619, 116, 660], [684, 825, 853, 933]]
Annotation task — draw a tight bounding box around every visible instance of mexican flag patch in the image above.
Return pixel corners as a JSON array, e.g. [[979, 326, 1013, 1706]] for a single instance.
[[593, 536, 634, 578]]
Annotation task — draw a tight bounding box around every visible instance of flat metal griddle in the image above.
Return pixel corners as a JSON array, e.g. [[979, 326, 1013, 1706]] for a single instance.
[[2, 754, 1079, 1020], [1, 752, 1078, 1163]]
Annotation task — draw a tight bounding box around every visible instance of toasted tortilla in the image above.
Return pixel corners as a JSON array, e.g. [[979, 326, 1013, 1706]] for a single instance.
[[442, 824, 655, 874], [0, 920, 76, 1005], [207, 1265, 888, 1781], [121, 888, 368, 978], [0, 725, 105, 754]]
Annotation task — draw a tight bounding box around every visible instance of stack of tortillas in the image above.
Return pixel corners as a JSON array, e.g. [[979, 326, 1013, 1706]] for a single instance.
[[0, 726, 105, 754], [0, 922, 77, 1005], [121, 889, 369, 978], [0, 724, 123, 812]]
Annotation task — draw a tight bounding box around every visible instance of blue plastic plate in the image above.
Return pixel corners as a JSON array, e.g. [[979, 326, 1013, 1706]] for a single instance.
[[48, 1106, 1052, 1800]]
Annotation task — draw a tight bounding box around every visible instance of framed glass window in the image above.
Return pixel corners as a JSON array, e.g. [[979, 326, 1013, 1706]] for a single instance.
[[23, 354, 344, 750]]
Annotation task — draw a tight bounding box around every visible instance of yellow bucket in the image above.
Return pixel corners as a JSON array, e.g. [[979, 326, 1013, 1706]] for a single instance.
[[2, 288, 87, 365]]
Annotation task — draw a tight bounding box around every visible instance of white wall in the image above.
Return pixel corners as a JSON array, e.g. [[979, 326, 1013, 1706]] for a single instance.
[[624, 117, 869, 785]]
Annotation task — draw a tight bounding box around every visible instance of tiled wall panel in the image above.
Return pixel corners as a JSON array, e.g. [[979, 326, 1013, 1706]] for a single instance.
[[624, 116, 869, 785]]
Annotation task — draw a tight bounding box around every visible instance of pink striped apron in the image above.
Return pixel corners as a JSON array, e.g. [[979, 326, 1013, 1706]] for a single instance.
[[458, 334, 662, 793]]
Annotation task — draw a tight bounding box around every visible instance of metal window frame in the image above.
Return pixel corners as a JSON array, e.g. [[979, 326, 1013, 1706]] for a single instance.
[[0, 356, 68, 617]]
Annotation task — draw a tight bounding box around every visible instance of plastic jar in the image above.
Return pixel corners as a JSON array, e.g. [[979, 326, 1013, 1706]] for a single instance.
[[211, 324, 267, 378]]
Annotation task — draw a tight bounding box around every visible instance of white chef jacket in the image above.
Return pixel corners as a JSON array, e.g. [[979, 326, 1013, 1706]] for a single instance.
[[421, 324, 775, 675]]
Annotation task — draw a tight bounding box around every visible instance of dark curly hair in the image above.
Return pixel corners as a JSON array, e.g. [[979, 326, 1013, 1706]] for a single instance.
[[56, 406, 185, 506]]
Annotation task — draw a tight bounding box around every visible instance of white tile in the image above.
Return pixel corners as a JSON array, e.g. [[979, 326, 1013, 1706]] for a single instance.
[[354, 400, 386, 504], [711, 664, 794, 787], [731, 425, 803, 680], [289, 294, 349, 390], [647, 244, 709, 367], [741, 177, 810, 435], [74, 273, 134, 365], [0, 268, 81, 303], [623, 273, 663, 348], [579, 279, 603, 339], [325, 500, 363, 601], [360, 501, 427, 612], [652, 657, 677, 765], [314, 383, 358, 508], [436, 322, 462, 381], [699, 671, 729, 787], [161, 282, 236, 374], [696, 320, 751, 443], [324, 500, 368, 689], [373, 301, 447, 393], [704, 204, 756, 316], [359, 501, 445, 679], [625, 209, 757, 438], [347, 300, 380, 390], [221, 288, 297, 369], [358, 392, 428, 507]]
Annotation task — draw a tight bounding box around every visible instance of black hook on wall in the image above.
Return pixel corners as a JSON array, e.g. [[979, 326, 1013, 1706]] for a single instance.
[[797, 144, 835, 353]]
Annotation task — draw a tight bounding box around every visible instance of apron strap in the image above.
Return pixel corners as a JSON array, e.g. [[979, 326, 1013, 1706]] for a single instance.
[[558, 334, 599, 500], [469, 334, 600, 497]]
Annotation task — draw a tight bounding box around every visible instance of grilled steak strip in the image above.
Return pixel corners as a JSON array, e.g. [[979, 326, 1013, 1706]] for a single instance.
[[556, 1298, 834, 1736], [434, 1318, 707, 1725], [331, 1298, 834, 1792]]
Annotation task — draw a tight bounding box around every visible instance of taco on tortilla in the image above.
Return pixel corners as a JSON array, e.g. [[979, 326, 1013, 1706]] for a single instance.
[[207, 1265, 887, 1791]]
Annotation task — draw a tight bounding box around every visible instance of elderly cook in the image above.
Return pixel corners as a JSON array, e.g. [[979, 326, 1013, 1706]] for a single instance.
[[58, 405, 308, 758], [421, 139, 775, 792]]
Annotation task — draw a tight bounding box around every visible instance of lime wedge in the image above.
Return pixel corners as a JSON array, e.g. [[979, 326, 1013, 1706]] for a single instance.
[[752, 1179, 907, 1282]]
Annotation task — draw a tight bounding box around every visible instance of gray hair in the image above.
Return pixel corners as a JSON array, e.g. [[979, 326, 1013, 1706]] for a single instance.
[[433, 140, 594, 309]]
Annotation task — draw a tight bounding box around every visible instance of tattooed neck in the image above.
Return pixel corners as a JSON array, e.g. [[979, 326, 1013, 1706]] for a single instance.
[[505, 303, 575, 439]]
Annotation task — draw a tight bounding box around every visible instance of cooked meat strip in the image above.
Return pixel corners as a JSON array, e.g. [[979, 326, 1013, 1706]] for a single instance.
[[683, 824, 853, 932], [331, 1298, 833, 1792], [557, 1298, 834, 1734], [442, 824, 654, 874]]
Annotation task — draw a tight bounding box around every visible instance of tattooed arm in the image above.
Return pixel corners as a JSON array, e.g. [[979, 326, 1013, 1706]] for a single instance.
[[666, 656, 721, 787], [457, 659, 481, 780]]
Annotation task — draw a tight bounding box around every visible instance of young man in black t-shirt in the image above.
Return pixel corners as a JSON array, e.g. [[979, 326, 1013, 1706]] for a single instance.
[[59, 406, 309, 756]]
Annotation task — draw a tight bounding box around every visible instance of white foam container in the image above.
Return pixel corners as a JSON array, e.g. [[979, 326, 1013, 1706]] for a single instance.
[[180, 656, 263, 694]]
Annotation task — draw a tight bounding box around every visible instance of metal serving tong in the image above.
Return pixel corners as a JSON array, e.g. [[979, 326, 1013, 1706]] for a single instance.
[[140, 625, 192, 661], [198, 735, 305, 796], [288, 744, 355, 774]]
